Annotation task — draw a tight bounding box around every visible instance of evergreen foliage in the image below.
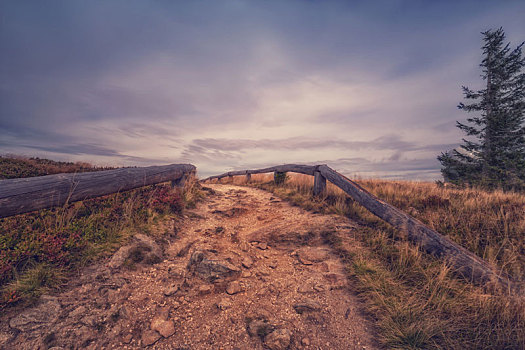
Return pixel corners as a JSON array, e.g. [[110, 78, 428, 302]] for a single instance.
[[438, 28, 525, 190]]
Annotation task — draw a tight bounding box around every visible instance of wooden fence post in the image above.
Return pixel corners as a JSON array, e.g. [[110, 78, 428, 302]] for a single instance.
[[274, 171, 286, 185], [171, 174, 187, 188], [313, 170, 326, 196]]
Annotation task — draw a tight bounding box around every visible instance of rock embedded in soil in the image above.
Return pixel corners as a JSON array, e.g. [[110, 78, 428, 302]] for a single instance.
[[313, 283, 326, 292], [187, 251, 241, 282], [168, 264, 186, 278], [226, 281, 244, 295], [217, 298, 232, 310], [256, 242, 268, 250], [155, 306, 170, 320], [242, 256, 254, 268], [264, 328, 292, 350], [256, 267, 271, 277], [247, 319, 275, 338], [163, 285, 179, 296], [293, 300, 322, 314], [151, 318, 176, 338], [318, 262, 330, 272], [9, 296, 61, 332], [107, 289, 119, 303], [109, 234, 163, 268], [116, 305, 130, 319], [151, 316, 164, 330], [297, 284, 312, 293], [239, 241, 250, 252], [198, 284, 214, 294], [149, 306, 174, 338], [142, 329, 161, 346], [122, 334, 132, 344], [298, 256, 314, 265], [80, 314, 98, 327]]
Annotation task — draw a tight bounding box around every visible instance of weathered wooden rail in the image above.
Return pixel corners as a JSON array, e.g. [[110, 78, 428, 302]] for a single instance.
[[203, 164, 521, 294], [0, 164, 196, 218]]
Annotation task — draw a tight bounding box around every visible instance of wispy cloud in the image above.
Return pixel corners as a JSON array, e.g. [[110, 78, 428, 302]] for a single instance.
[[190, 135, 418, 152]]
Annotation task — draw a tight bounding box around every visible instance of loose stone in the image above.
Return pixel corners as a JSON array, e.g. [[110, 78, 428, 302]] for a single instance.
[[226, 281, 244, 295], [141, 329, 161, 346], [264, 328, 292, 350]]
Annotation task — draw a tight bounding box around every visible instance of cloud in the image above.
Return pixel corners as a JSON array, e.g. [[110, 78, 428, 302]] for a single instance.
[[181, 134, 457, 179], [1, 0, 524, 179], [190, 135, 417, 152], [189, 136, 456, 155]]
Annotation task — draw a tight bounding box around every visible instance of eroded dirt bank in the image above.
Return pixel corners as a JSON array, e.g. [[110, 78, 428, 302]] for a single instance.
[[0, 184, 377, 350]]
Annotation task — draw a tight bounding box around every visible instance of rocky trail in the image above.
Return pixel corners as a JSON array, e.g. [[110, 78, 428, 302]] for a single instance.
[[0, 184, 377, 350]]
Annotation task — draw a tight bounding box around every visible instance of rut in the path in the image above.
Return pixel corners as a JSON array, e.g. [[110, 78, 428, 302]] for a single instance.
[[0, 184, 377, 350]]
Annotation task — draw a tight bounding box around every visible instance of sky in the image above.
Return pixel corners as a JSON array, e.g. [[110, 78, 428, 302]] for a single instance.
[[1, 0, 524, 179]]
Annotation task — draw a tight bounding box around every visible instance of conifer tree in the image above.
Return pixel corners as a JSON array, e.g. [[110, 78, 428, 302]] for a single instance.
[[438, 28, 525, 190]]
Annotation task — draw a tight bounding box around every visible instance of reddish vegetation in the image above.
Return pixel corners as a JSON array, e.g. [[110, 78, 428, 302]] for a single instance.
[[0, 156, 185, 307], [150, 186, 183, 214]]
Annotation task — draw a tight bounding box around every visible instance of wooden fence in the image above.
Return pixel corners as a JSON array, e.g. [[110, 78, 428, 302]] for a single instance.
[[203, 164, 521, 294], [0, 164, 196, 218], [1, 161, 520, 294]]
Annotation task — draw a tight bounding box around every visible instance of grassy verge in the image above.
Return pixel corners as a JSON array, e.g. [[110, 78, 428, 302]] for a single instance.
[[220, 173, 524, 349], [0, 157, 203, 308], [0, 155, 112, 179]]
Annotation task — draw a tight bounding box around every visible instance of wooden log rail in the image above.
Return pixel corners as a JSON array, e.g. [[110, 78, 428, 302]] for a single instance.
[[203, 164, 521, 294], [0, 164, 196, 219]]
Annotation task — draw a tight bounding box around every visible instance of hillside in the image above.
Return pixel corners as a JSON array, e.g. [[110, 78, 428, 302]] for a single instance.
[[0, 156, 111, 179], [0, 158, 523, 349], [0, 157, 191, 309]]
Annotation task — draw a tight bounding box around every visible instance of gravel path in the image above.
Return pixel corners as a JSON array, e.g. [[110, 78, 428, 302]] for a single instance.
[[0, 184, 377, 350]]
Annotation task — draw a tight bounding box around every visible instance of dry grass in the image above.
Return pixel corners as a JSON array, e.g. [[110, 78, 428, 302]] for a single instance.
[[356, 179, 525, 281], [214, 173, 525, 349]]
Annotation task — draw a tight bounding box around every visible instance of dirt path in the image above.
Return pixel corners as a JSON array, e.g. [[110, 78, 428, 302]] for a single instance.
[[0, 184, 377, 350]]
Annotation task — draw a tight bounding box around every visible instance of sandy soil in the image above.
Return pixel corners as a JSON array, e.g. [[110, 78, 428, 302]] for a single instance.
[[0, 184, 377, 350]]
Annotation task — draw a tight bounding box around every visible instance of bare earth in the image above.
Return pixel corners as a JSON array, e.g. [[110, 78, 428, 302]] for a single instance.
[[0, 184, 377, 350]]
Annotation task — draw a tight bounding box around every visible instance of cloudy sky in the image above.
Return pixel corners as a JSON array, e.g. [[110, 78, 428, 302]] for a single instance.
[[1, 1, 524, 179]]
